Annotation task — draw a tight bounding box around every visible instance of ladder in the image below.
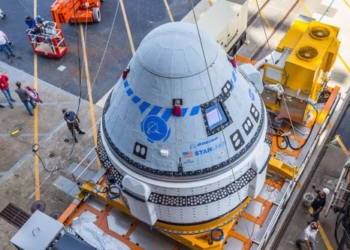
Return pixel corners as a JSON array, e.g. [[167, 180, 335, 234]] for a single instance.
[[325, 135, 350, 216]]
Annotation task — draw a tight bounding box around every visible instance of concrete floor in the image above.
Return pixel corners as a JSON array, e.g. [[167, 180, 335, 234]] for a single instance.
[[0, 61, 103, 250]]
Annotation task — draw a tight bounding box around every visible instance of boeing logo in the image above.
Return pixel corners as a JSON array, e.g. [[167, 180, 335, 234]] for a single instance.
[[189, 137, 218, 150]]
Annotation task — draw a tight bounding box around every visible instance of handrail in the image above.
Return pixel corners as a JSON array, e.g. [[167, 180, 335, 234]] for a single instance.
[[257, 180, 295, 250], [71, 147, 98, 181], [325, 157, 350, 216]]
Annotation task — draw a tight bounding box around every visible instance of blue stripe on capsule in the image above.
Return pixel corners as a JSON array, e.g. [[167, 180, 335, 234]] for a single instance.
[[190, 106, 200, 116], [148, 106, 162, 116], [132, 95, 141, 104], [124, 80, 129, 88], [139, 102, 151, 114], [162, 108, 173, 121], [126, 88, 134, 96]]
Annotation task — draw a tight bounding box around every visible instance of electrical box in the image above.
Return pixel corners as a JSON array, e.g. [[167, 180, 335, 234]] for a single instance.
[[198, 0, 248, 54], [10, 210, 63, 250], [280, 87, 308, 124]]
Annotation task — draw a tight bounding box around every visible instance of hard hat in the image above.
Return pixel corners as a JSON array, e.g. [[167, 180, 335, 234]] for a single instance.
[[36, 15, 43, 22], [322, 188, 330, 195], [16, 81, 21, 86], [62, 108, 68, 114]]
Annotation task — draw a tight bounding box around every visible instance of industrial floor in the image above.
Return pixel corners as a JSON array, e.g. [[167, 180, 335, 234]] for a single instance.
[[1, 0, 350, 249]]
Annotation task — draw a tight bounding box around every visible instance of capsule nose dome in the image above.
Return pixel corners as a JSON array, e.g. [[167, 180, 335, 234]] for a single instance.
[[137, 22, 218, 78]]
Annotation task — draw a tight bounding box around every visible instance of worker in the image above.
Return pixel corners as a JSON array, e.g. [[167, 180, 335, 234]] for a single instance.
[[26, 16, 46, 44], [33, 15, 50, 38], [309, 186, 330, 223], [15, 81, 36, 116], [0, 73, 15, 108], [35, 15, 44, 27], [25, 16, 36, 29], [62, 108, 85, 143], [0, 30, 15, 59], [295, 221, 319, 250], [0, 9, 6, 19]]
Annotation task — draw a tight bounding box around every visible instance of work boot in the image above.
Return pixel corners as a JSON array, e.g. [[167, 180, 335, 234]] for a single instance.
[[78, 130, 86, 135], [10, 98, 15, 102], [75, 138, 78, 143], [10, 103, 13, 109], [0, 104, 4, 108], [33, 103, 37, 109]]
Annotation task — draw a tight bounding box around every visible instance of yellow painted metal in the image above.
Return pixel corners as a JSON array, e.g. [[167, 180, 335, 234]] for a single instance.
[[282, 20, 340, 100], [303, 104, 318, 128], [316, 85, 340, 124], [81, 181, 133, 215], [277, 20, 309, 53], [155, 198, 251, 250], [79, 181, 252, 250], [267, 156, 299, 179], [263, 19, 340, 124], [334, 135, 350, 156]]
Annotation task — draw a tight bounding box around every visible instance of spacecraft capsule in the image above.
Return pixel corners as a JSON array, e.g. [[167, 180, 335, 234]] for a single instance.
[[98, 22, 271, 225]]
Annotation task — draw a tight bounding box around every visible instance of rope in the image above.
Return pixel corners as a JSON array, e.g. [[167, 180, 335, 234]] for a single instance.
[[255, 0, 276, 63], [90, 1, 121, 91]]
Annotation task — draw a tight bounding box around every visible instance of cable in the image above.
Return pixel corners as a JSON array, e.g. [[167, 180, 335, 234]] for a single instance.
[[271, 101, 319, 152], [75, 30, 83, 116], [255, 0, 275, 63], [274, 130, 288, 150], [189, 0, 252, 239], [106, 185, 121, 200], [88, 1, 121, 93], [65, 0, 85, 117], [319, 0, 336, 22], [33, 151, 59, 173]]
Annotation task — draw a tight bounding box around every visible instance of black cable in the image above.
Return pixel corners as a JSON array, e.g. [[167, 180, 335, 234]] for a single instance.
[[75, 30, 83, 116], [286, 105, 319, 150], [65, 1, 83, 130], [276, 104, 319, 151], [274, 134, 288, 150], [272, 127, 288, 150], [33, 151, 58, 173]]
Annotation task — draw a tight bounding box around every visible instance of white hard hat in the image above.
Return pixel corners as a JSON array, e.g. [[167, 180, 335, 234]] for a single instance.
[[322, 188, 330, 195]]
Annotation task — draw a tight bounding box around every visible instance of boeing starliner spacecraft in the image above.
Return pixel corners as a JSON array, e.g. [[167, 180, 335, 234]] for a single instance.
[[97, 22, 271, 226]]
